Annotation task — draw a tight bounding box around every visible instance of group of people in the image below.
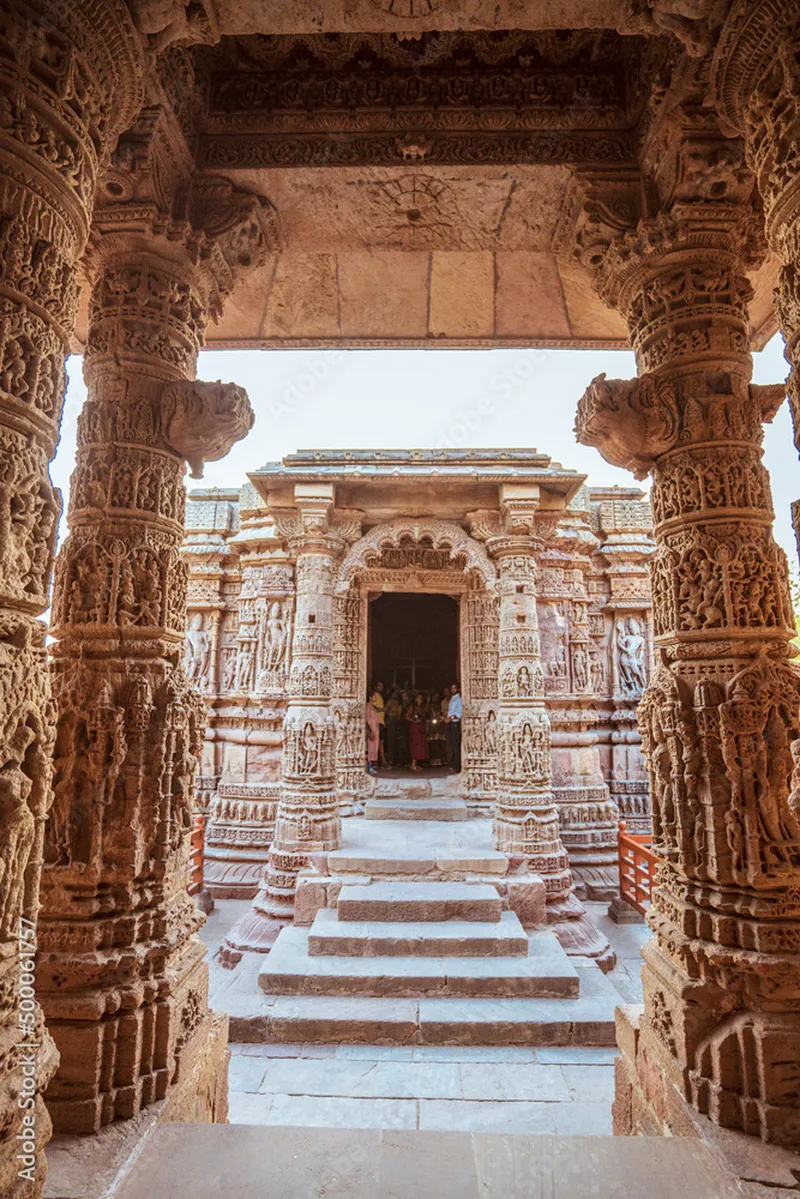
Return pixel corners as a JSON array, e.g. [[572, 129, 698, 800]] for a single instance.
[[365, 682, 462, 774]]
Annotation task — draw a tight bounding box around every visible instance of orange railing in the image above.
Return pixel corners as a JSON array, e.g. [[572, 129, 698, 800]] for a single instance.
[[188, 813, 205, 897], [618, 820, 655, 915]]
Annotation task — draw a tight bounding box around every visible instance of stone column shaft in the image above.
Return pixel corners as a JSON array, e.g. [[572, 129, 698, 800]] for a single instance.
[[220, 518, 344, 962], [577, 207, 800, 1147], [39, 238, 253, 1134], [489, 533, 572, 905], [0, 3, 143, 1189]]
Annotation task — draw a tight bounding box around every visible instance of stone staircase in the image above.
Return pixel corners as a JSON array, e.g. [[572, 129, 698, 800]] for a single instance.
[[236, 809, 620, 1047]]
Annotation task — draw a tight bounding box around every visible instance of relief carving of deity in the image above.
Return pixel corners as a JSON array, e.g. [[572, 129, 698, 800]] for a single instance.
[[616, 616, 647, 696], [185, 612, 213, 688], [264, 600, 288, 670], [571, 643, 589, 692]]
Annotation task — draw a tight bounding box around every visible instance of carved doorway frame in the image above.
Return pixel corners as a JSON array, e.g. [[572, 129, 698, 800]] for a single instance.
[[332, 520, 499, 812]]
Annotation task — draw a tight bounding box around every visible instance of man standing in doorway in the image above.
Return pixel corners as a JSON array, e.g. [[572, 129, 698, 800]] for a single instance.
[[446, 682, 462, 772]]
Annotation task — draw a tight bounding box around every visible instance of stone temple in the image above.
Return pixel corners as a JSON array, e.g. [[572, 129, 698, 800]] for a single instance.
[[1, 0, 800, 1195], [183, 451, 654, 916]]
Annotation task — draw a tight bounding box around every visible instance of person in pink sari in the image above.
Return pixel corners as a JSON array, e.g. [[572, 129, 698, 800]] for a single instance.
[[365, 696, 381, 775]]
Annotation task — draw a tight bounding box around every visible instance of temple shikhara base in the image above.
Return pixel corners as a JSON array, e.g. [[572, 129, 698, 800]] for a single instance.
[[1, 0, 800, 1194]]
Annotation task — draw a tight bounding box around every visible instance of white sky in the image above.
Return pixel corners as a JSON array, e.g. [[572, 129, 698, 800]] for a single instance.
[[54, 333, 798, 569]]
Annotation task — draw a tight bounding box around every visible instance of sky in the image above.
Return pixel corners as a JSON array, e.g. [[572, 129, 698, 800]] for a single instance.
[[53, 333, 798, 571]]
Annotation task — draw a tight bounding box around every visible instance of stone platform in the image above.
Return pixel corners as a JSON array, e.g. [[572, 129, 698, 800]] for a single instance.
[[107, 1125, 744, 1199], [218, 810, 619, 1047]]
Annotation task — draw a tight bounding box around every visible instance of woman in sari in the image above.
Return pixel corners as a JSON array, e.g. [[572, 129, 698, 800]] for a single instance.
[[405, 693, 428, 771]]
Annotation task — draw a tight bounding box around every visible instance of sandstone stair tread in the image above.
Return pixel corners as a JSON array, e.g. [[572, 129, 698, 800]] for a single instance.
[[326, 848, 508, 875], [337, 881, 502, 923], [307, 908, 529, 957], [254, 993, 617, 1046], [259, 928, 579, 998], [364, 797, 468, 821]]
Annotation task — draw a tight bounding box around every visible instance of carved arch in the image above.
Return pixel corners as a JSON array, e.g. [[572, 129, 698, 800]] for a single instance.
[[335, 519, 497, 594]]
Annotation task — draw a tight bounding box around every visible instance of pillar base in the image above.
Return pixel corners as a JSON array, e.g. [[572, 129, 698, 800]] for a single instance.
[[614, 1004, 800, 1193], [546, 892, 617, 972], [218, 903, 289, 968], [44, 1010, 229, 1199]]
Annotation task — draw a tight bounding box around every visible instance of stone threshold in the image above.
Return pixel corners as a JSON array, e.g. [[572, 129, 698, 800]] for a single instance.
[[106, 1125, 744, 1199]]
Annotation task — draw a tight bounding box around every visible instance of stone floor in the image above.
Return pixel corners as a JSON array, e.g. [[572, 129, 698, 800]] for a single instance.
[[110, 1126, 746, 1199], [201, 818, 650, 1137]]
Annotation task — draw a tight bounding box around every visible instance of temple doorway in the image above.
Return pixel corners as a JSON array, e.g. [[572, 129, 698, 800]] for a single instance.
[[368, 592, 460, 771]]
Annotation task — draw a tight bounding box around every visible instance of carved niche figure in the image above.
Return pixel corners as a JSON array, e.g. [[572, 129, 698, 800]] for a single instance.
[[185, 612, 213, 687], [298, 721, 320, 775], [264, 601, 288, 670], [0, 722, 37, 941], [572, 643, 589, 692], [589, 642, 606, 693], [616, 616, 647, 695], [234, 640, 255, 692]]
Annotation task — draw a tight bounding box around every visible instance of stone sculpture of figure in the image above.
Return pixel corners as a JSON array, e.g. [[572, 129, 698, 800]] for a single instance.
[[572, 643, 589, 691], [617, 616, 647, 695], [589, 642, 605, 693], [234, 641, 255, 692], [264, 601, 287, 670], [518, 721, 538, 775], [185, 612, 212, 686], [298, 721, 319, 775], [223, 649, 237, 691], [0, 722, 36, 941]]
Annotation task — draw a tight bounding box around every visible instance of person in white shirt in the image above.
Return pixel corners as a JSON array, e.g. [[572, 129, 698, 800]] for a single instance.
[[446, 682, 462, 772]]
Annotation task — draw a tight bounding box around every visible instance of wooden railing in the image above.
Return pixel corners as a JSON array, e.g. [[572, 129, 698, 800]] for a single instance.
[[188, 813, 205, 898], [618, 820, 655, 915]]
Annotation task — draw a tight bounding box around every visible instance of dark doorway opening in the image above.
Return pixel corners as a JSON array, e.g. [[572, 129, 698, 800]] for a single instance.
[[369, 593, 460, 772], [369, 592, 459, 697]]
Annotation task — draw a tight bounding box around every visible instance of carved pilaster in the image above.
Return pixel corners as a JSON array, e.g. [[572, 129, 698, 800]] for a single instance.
[[537, 495, 621, 900], [38, 174, 264, 1132], [483, 492, 572, 904], [0, 2, 145, 1188], [575, 183, 800, 1146], [219, 501, 348, 963]]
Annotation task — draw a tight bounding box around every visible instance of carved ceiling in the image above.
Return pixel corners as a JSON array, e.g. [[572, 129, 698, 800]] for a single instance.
[[70, 24, 780, 351]]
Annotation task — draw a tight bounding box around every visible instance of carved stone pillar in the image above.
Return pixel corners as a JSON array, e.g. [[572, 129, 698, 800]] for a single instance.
[[39, 203, 258, 1132], [591, 493, 655, 833], [484, 492, 572, 904], [537, 496, 620, 900], [333, 587, 368, 815], [712, 1, 800, 559], [576, 202, 800, 1145], [220, 499, 347, 963], [461, 581, 500, 812], [0, 3, 146, 1190]]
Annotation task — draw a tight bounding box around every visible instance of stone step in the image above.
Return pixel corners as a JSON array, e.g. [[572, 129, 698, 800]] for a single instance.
[[245, 994, 616, 1046], [108, 1124, 750, 1199], [326, 847, 509, 876], [308, 908, 529, 957], [259, 927, 579, 998], [364, 797, 468, 821], [337, 881, 502, 923]]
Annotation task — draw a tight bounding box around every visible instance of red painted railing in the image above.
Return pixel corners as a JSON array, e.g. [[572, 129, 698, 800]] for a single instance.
[[618, 820, 655, 915], [188, 813, 205, 897]]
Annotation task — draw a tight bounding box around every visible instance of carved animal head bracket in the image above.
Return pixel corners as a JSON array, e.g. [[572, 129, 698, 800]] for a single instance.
[[159, 379, 254, 477], [575, 372, 679, 479]]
